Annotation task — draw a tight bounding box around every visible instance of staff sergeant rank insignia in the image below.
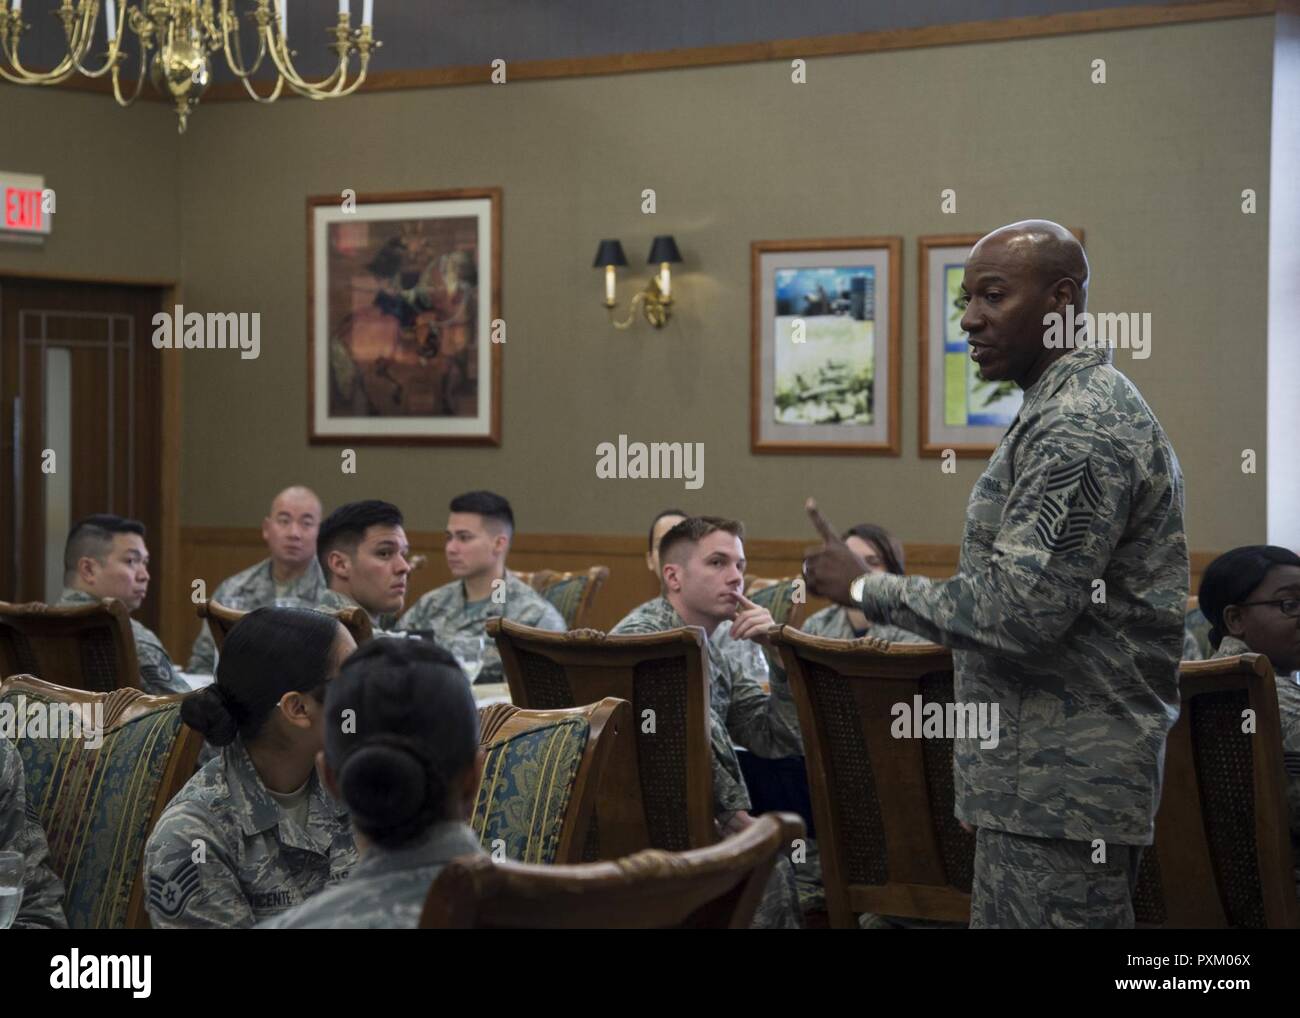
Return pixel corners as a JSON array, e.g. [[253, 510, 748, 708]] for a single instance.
[[147, 857, 202, 920], [1035, 456, 1103, 554]]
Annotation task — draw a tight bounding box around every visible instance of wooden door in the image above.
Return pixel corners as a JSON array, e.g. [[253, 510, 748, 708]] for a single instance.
[[0, 277, 166, 634]]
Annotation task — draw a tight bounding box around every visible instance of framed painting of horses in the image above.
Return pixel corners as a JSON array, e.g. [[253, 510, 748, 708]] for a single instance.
[[307, 188, 502, 444]]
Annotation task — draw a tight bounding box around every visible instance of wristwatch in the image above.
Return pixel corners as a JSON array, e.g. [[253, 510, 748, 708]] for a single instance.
[[849, 572, 870, 604]]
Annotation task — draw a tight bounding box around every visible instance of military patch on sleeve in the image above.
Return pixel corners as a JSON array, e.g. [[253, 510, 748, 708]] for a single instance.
[[148, 857, 202, 919], [1034, 456, 1104, 555]]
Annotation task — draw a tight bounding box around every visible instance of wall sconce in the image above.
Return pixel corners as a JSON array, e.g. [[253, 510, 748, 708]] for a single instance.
[[593, 235, 683, 330]]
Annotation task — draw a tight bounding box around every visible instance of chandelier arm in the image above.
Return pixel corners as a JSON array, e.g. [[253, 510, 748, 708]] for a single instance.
[[1, 10, 90, 83], [262, 17, 370, 97], [280, 45, 375, 99], [70, 1, 135, 78], [235, 70, 284, 103], [265, 37, 347, 95], [109, 33, 149, 105], [220, 0, 271, 80]]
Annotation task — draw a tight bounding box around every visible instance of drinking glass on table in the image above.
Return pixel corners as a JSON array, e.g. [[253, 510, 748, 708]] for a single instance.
[[0, 851, 24, 930], [452, 634, 486, 684]]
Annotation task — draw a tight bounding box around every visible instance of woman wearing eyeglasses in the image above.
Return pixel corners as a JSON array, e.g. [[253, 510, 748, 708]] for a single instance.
[[1198, 545, 1300, 896]]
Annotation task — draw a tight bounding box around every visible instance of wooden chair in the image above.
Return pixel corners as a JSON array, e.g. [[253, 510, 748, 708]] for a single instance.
[[769, 626, 972, 928], [199, 599, 374, 653], [0, 674, 202, 928], [1133, 653, 1299, 928], [473, 698, 630, 864], [486, 617, 715, 857], [196, 598, 243, 654], [529, 567, 610, 629], [0, 598, 140, 692], [420, 811, 805, 929], [744, 574, 808, 629]]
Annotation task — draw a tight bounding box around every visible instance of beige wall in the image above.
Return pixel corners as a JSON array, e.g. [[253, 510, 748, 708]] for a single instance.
[[11, 16, 1275, 553], [0, 88, 180, 281]]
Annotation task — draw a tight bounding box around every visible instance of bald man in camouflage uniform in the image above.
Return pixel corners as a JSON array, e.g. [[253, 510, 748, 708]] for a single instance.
[[188, 486, 327, 673], [0, 736, 67, 928], [805, 221, 1188, 929], [143, 739, 356, 928]]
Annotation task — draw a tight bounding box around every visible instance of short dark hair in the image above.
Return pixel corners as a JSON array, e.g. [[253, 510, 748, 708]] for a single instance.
[[181, 607, 345, 746], [658, 516, 744, 569], [648, 508, 688, 552], [449, 490, 514, 535], [843, 523, 906, 576], [63, 514, 147, 583], [326, 639, 479, 848], [1199, 545, 1300, 649], [317, 500, 404, 576]]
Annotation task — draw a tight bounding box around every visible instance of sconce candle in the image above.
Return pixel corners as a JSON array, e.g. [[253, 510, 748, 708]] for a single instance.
[[658, 264, 671, 302], [605, 265, 618, 306]]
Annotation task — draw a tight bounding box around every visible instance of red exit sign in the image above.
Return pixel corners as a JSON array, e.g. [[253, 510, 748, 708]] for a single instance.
[[0, 172, 52, 239]]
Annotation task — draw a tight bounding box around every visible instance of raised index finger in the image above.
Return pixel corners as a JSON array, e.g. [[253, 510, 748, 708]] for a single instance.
[[805, 497, 841, 545]]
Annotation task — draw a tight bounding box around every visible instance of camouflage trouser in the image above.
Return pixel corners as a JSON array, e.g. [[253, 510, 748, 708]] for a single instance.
[[750, 855, 804, 929], [792, 836, 823, 913], [970, 827, 1143, 929]]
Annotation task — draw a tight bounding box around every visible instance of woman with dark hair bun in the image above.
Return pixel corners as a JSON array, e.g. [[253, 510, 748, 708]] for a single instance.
[[1198, 544, 1300, 894], [800, 522, 927, 644], [143, 607, 358, 928], [264, 639, 484, 928]]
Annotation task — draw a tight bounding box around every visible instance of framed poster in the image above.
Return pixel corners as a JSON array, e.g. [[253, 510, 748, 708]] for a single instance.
[[918, 228, 1083, 457], [750, 237, 901, 455], [308, 188, 502, 444]]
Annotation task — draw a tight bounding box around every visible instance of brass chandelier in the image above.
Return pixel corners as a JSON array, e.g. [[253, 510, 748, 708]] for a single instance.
[[0, 0, 380, 132]]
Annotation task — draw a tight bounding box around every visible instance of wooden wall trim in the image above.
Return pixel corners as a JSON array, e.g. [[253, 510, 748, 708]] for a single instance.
[[13, 1, 1276, 104], [169, 524, 1221, 655]]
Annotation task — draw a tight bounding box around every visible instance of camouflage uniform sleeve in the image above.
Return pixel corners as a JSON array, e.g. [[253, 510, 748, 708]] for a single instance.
[[144, 805, 254, 929], [133, 622, 189, 695], [520, 595, 566, 633], [610, 613, 752, 813], [721, 645, 803, 758], [187, 622, 216, 674], [396, 590, 435, 631], [1, 739, 68, 929], [859, 416, 1135, 658]]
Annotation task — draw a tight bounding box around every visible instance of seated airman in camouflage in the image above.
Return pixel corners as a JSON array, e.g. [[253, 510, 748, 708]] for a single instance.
[[143, 608, 358, 928], [315, 500, 412, 628], [187, 485, 328, 673], [611, 515, 803, 929], [398, 491, 564, 683], [1199, 545, 1300, 897], [0, 734, 67, 929], [800, 523, 928, 645], [639, 508, 768, 682], [264, 639, 486, 928], [56, 514, 187, 695]]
